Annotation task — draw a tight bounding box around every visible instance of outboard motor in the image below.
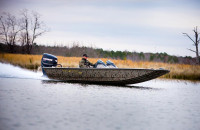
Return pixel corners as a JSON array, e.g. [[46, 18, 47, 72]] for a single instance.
[[94, 60, 107, 68], [106, 60, 117, 68], [41, 53, 58, 75]]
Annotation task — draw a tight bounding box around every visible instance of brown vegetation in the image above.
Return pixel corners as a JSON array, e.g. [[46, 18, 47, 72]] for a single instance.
[[0, 43, 196, 65], [0, 53, 200, 80]]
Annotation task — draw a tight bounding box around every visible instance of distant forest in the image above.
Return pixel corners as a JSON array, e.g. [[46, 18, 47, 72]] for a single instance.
[[0, 43, 196, 65]]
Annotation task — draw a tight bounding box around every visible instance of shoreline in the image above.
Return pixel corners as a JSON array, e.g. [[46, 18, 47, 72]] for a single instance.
[[0, 53, 200, 81]]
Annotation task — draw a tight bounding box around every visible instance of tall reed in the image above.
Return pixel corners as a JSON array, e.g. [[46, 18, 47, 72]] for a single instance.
[[0, 53, 199, 80]]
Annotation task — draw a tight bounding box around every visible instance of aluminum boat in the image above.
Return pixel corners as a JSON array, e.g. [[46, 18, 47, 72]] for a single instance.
[[41, 53, 170, 85]]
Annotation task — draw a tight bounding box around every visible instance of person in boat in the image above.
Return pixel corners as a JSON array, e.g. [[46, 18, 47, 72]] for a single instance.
[[79, 54, 95, 68]]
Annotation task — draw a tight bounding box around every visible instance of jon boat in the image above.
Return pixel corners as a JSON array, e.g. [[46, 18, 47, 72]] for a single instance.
[[41, 53, 170, 85]]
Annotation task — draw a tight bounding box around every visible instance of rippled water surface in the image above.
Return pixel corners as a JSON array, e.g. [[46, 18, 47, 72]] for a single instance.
[[0, 63, 200, 130]]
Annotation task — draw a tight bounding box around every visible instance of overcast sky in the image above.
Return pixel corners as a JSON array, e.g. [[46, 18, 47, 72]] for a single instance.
[[1, 0, 200, 57]]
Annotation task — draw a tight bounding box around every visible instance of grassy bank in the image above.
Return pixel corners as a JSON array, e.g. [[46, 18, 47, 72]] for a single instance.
[[0, 53, 200, 80]]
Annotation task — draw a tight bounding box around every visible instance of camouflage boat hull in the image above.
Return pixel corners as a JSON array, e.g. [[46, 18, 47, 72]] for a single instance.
[[43, 68, 170, 85]]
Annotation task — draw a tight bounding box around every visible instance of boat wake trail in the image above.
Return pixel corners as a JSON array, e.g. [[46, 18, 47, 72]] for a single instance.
[[0, 62, 49, 80]]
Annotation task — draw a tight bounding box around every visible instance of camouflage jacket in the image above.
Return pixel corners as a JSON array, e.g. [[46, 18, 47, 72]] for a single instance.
[[79, 58, 94, 68]]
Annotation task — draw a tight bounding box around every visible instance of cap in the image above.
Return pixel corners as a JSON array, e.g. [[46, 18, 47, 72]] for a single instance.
[[83, 54, 88, 57]]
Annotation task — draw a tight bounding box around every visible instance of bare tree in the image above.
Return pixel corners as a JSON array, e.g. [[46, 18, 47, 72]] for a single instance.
[[20, 9, 48, 54], [183, 26, 200, 64], [0, 12, 22, 52]]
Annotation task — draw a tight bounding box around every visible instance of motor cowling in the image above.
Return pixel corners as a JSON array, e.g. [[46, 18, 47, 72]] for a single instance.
[[41, 53, 58, 75], [41, 53, 58, 67]]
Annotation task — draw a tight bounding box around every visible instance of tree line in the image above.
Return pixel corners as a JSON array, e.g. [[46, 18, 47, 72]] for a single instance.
[[0, 42, 196, 65], [0, 9, 48, 54]]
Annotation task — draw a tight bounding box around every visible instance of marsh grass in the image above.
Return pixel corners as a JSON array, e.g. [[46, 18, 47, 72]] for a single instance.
[[0, 53, 200, 80]]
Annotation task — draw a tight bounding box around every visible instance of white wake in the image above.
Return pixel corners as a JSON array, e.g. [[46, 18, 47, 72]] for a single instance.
[[0, 62, 48, 80]]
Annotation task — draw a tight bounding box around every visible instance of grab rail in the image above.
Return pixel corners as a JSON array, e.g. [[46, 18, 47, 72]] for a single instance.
[[57, 64, 62, 67]]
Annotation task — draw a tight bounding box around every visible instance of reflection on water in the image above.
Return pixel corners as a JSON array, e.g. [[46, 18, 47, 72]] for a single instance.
[[0, 63, 200, 130], [42, 80, 159, 90]]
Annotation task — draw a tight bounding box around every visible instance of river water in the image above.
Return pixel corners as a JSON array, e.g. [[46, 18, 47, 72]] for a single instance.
[[0, 63, 200, 130]]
